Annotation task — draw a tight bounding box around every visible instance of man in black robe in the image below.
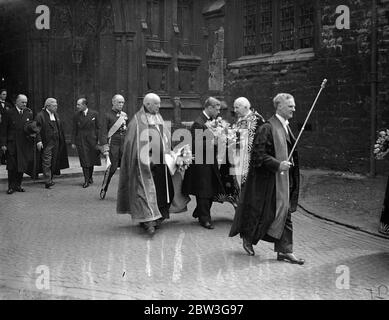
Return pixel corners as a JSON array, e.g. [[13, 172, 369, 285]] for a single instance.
[[35, 98, 69, 189], [71, 98, 101, 188], [182, 97, 225, 229], [229, 93, 304, 265]]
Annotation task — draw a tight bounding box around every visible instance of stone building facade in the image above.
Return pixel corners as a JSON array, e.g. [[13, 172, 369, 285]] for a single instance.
[[0, 0, 388, 173], [224, 0, 389, 174]]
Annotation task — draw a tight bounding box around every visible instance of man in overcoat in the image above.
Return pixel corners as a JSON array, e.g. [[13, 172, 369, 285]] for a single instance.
[[0, 94, 35, 194], [71, 98, 101, 188], [0, 89, 13, 165], [35, 98, 69, 189], [0, 89, 13, 124], [229, 93, 304, 265], [182, 97, 225, 229]]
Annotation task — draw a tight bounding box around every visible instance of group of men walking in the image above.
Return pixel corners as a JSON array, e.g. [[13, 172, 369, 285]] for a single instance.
[[0, 89, 304, 264], [0, 92, 127, 198], [116, 92, 304, 264]]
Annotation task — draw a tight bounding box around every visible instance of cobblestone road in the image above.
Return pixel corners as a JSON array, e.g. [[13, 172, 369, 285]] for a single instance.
[[0, 175, 388, 300]]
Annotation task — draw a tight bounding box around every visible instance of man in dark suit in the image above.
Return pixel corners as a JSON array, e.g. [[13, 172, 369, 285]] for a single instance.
[[35, 98, 69, 189], [0, 89, 12, 121], [0, 94, 35, 194], [0, 89, 13, 165], [99, 94, 128, 199], [182, 97, 225, 229], [71, 98, 101, 188]]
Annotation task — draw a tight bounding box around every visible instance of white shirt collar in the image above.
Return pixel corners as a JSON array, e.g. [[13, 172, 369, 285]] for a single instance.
[[84, 108, 88, 116], [203, 110, 210, 120], [276, 114, 289, 133], [15, 106, 22, 113]]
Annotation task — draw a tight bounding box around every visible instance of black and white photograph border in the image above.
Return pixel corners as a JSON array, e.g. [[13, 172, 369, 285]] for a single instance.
[[0, 0, 388, 302]]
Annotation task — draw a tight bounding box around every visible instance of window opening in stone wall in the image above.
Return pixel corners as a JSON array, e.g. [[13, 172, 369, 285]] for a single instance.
[[178, 0, 193, 42], [146, 0, 165, 39], [243, 0, 257, 55], [280, 0, 295, 51], [242, 0, 315, 56], [177, 0, 194, 55], [298, 1, 314, 49], [259, 0, 273, 54]]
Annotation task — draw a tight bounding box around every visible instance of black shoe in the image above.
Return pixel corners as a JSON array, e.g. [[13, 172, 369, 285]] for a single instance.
[[143, 222, 156, 235], [199, 221, 214, 229], [155, 218, 165, 229], [45, 181, 55, 189], [7, 188, 14, 194], [14, 186, 25, 192], [146, 225, 155, 235], [277, 253, 305, 265], [243, 238, 255, 256], [83, 182, 90, 188], [100, 189, 106, 200]]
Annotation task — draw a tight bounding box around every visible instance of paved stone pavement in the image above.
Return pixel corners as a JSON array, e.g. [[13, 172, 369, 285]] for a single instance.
[[0, 174, 388, 300]]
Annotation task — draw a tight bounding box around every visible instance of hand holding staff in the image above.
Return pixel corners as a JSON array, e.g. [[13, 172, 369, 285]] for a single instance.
[[281, 79, 327, 175]]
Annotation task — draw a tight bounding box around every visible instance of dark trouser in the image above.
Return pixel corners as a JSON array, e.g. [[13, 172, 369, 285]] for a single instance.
[[193, 197, 213, 223], [6, 142, 23, 189], [159, 205, 170, 219], [42, 138, 59, 184], [82, 166, 94, 183], [8, 170, 23, 189], [380, 176, 389, 225], [274, 210, 293, 254], [101, 137, 124, 192]]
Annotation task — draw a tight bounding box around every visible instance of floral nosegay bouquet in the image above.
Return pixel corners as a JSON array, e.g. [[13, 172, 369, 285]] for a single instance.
[[165, 144, 193, 175], [174, 144, 193, 172], [374, 129, 389, 160], [205, 117, 237, 145]]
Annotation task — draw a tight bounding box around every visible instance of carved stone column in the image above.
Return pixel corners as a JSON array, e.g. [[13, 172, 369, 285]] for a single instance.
[[125, 31, 136, 116], [114, 32, 125, 94]]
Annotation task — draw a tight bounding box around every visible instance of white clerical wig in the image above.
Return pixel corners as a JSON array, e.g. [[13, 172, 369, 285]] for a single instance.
[[44, 98, 57, 107]]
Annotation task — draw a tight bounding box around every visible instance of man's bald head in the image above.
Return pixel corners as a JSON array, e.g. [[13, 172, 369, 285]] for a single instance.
[[112, 94, 125, 112], [143, 93, 161, 114], [233, 97, 252, 118], [15, 94, 28, 109]]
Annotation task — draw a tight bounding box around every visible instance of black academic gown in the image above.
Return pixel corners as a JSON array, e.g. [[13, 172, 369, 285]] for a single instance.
[[34, 109, 69, 175], [229, 118, 300, 245]]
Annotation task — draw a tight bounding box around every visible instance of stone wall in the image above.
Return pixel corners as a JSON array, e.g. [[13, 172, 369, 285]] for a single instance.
[[224, 0, 389, 174]]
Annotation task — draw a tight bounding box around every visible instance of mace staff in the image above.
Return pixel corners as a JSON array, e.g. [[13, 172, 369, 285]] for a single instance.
[[287, 79, 327, 162]]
